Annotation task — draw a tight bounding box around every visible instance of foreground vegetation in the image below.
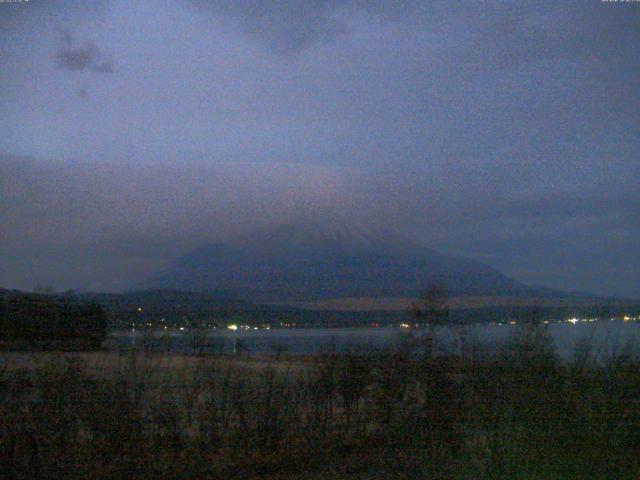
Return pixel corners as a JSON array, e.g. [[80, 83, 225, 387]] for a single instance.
[[0, 292, 107, 350], [1, 323, 639, 479]]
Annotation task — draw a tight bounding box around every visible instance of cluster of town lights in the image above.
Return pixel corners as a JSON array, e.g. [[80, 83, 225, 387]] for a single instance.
[[128, 304, 638, 332], [395, 315, 638, 329], [226, 324, 270, 331]]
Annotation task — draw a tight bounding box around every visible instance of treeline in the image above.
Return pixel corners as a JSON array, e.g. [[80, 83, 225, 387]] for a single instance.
[[265, 304, 640, 328], [99, 289, 639, 329], [0, 292, 107, 350], [2, 287, 638, 332], [97, 301, 640, 331], [75, 289, 274, 329]]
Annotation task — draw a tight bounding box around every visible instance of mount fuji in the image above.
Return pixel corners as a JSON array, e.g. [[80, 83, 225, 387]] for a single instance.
[[142, 217, 557, 302]]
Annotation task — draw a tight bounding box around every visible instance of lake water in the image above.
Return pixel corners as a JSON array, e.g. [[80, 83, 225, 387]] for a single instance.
[[108, 321, 640, 361]]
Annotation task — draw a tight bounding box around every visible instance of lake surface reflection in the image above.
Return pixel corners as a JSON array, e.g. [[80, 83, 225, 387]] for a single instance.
[[107, 321, 640, 361]]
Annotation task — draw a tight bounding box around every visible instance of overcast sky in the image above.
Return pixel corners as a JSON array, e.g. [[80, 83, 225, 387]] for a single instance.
[[1, 0, 638, 297]]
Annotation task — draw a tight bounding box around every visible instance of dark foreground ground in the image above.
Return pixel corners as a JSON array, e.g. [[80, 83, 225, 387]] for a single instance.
[[1, 324, 639, 479]]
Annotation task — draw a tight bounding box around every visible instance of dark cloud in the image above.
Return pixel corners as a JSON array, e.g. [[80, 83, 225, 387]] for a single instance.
[[55, 31, 114, 73], [184, 0, 640, 63], [0, 1, 638, 297], [185, 0, 423, 54], [1, 156, 638, 296], [459, 2, 640, 73], [186, 0, 346, 54]]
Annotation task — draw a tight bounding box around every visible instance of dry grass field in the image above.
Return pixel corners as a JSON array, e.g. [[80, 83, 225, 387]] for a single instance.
[[2, 325, 640, 479]]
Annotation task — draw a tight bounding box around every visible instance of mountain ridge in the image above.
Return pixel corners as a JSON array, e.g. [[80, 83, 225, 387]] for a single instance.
[[142, 218, 574, 302]]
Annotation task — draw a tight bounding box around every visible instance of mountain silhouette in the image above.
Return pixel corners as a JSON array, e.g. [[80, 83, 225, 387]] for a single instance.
[[143, 217, 556, 302]]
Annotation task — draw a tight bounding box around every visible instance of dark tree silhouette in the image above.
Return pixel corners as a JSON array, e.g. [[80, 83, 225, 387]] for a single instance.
[[410, 284, 450, 328], [0, 293, 107, 350]]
